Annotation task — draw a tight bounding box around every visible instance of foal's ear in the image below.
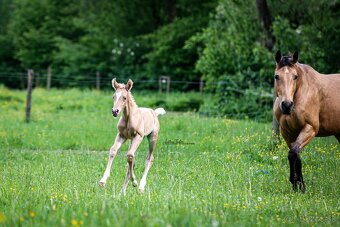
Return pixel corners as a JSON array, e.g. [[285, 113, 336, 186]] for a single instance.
[[112, 78, 119, 90], [292, 51, 298, 64], [126, 79, 133, 91], [275, 50, 282, 64]]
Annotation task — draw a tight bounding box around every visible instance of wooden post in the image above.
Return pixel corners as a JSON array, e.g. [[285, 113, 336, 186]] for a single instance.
[[96, 71, 100, 90], [25, 69, 34, 123], [199, 78, 204, 94], [159, 76, 170, 95], [47, 66, 52, 89]]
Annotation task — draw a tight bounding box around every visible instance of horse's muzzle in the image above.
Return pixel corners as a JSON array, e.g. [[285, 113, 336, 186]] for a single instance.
[[112, 109, 119, 117], [281, 101, 294, 115]]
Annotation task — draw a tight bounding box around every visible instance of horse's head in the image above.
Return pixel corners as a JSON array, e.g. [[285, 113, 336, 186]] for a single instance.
[[111, 78, 133, 117], [274, 50, 301, 115]]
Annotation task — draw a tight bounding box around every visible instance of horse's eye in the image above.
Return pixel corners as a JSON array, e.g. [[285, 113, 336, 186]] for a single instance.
[[293, 75, 298, 80], [274, 75, 280, 80], [123, 96, 127, 100]]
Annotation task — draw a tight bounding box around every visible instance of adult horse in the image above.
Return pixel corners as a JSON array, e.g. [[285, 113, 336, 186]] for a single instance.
[[273, 50, 340, 191], [99, 78, 166, 194]]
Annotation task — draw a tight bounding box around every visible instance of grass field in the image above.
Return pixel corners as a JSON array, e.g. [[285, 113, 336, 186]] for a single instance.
[[0, 87, 339, 226]]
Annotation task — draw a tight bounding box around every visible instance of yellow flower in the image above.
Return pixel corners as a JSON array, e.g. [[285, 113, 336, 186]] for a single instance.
[[29, 210, 35, 218], [0, 212, 6, 223], [71, 219, 83, 227]]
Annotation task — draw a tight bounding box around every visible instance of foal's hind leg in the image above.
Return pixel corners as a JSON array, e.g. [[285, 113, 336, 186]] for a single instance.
[[121, 164, 130, 196], [138, 133, 158, 193], [127, 135, 143, 188]]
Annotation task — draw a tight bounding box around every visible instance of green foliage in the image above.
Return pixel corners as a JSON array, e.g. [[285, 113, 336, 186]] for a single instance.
[[191, 0, 274, 118], [0, 88, 339, 226]]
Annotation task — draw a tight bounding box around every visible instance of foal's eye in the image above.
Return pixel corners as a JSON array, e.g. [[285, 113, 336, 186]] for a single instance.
[[274, 75, 280, 80], [123, 96, 127, 100], [293, 75, 298, 80]]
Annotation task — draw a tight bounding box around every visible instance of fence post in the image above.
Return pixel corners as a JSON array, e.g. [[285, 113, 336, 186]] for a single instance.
[[47, 66, 52, 89], [25, 69, 34, 123], [159, 76, 170, 95], [199, 78, 204, 94], [96, 71, 100, 90]]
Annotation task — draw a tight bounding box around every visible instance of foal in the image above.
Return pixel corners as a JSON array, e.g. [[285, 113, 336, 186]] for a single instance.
[[274, 51, 340, 191], [99, 79, 166, 194]]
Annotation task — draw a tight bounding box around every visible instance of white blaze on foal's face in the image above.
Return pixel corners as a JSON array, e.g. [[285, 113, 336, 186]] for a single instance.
[[112, 89, 127, 117]]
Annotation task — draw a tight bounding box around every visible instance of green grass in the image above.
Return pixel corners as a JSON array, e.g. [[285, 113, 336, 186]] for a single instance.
[[0, 87, 339, 226]]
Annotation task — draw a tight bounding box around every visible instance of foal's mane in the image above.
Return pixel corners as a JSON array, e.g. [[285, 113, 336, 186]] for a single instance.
[[127, 90, 138, 108]]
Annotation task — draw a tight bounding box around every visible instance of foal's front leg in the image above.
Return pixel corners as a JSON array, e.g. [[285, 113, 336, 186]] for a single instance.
[[127, 134, 143, 188], [288, 124, 316, 192], [99, 134, 126, 187]]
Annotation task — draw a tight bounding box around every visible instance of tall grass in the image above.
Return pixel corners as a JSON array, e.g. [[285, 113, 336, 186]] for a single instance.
[[0, 87, 339, 226]]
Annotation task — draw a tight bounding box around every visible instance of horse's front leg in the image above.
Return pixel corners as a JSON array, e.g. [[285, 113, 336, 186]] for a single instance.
[[288, 124, 316, 192], [99, 134, 126, 187], [127, 134, 143, 188]]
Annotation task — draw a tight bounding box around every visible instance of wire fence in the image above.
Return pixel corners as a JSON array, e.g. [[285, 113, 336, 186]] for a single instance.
[[0, 70, 276, 124]]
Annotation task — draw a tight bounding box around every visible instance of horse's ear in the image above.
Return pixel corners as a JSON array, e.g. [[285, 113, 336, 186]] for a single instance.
[[292, 51, 298, 64], [112, 78, 119, 90], [275, 50, 282, 64], [126, 79, 133, 91]]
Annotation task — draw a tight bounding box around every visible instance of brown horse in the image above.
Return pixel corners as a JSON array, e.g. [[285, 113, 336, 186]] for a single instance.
[[99, 78, 166, 194], [273, 50, 340, 191]]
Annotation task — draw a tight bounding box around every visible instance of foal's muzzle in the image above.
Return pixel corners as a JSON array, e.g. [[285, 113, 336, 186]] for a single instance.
[[112, 109, 119, 117], [281, 101, 294, 115]]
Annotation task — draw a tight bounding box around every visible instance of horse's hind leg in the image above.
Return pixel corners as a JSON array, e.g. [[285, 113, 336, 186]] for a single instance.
[[138, 132, 158, 193], [335, 135, 340, 143]]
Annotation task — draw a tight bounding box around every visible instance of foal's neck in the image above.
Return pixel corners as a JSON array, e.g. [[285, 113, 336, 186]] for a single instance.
[[123, 92, 138, 120]]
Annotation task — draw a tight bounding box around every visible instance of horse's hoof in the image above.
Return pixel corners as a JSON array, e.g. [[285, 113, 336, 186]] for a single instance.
[[99, 181, 106, 187], [298, 182, 306, 193], [138, 188, 144, 193], [132, 180, 138, 187]]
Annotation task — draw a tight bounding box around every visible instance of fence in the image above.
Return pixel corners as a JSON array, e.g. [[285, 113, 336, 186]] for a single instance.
[[0, 69, 277, 133]]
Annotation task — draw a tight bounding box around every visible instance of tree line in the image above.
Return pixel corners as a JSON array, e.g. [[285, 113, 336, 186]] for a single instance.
[[0, 0, 339, 117]]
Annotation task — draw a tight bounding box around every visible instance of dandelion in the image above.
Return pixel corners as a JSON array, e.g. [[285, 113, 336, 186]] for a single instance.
[[0, 212, 6, 223], [71, 219, 83, 227], [29, 210, 35, 218]]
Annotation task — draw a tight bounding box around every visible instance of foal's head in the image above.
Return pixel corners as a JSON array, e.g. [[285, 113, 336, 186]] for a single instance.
[[111, 78, 133, 117], [274, 50, 301, 115]]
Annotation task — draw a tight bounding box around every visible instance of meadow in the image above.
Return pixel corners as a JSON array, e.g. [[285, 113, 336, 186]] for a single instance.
[[0, 86, 339, 226]]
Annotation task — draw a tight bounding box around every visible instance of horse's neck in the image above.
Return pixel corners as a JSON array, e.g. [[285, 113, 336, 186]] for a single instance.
[[298, 64, 322, 95], [122, 92, 138, 120]]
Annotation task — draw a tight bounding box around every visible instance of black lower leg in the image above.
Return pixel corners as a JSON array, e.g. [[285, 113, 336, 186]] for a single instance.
[[288, 145, 301, 191]]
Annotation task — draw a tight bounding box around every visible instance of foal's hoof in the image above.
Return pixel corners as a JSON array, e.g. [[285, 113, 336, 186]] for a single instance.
[[132, 180, 138, 187], [138, 188, 145, 193], [99, 181, 106, 187]]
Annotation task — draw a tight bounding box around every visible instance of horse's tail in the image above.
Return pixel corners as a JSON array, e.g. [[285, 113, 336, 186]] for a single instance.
[[155, 108, 166, 116]]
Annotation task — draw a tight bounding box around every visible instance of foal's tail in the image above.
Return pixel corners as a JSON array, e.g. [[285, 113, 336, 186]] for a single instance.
[[155, 108, 166, 116]]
